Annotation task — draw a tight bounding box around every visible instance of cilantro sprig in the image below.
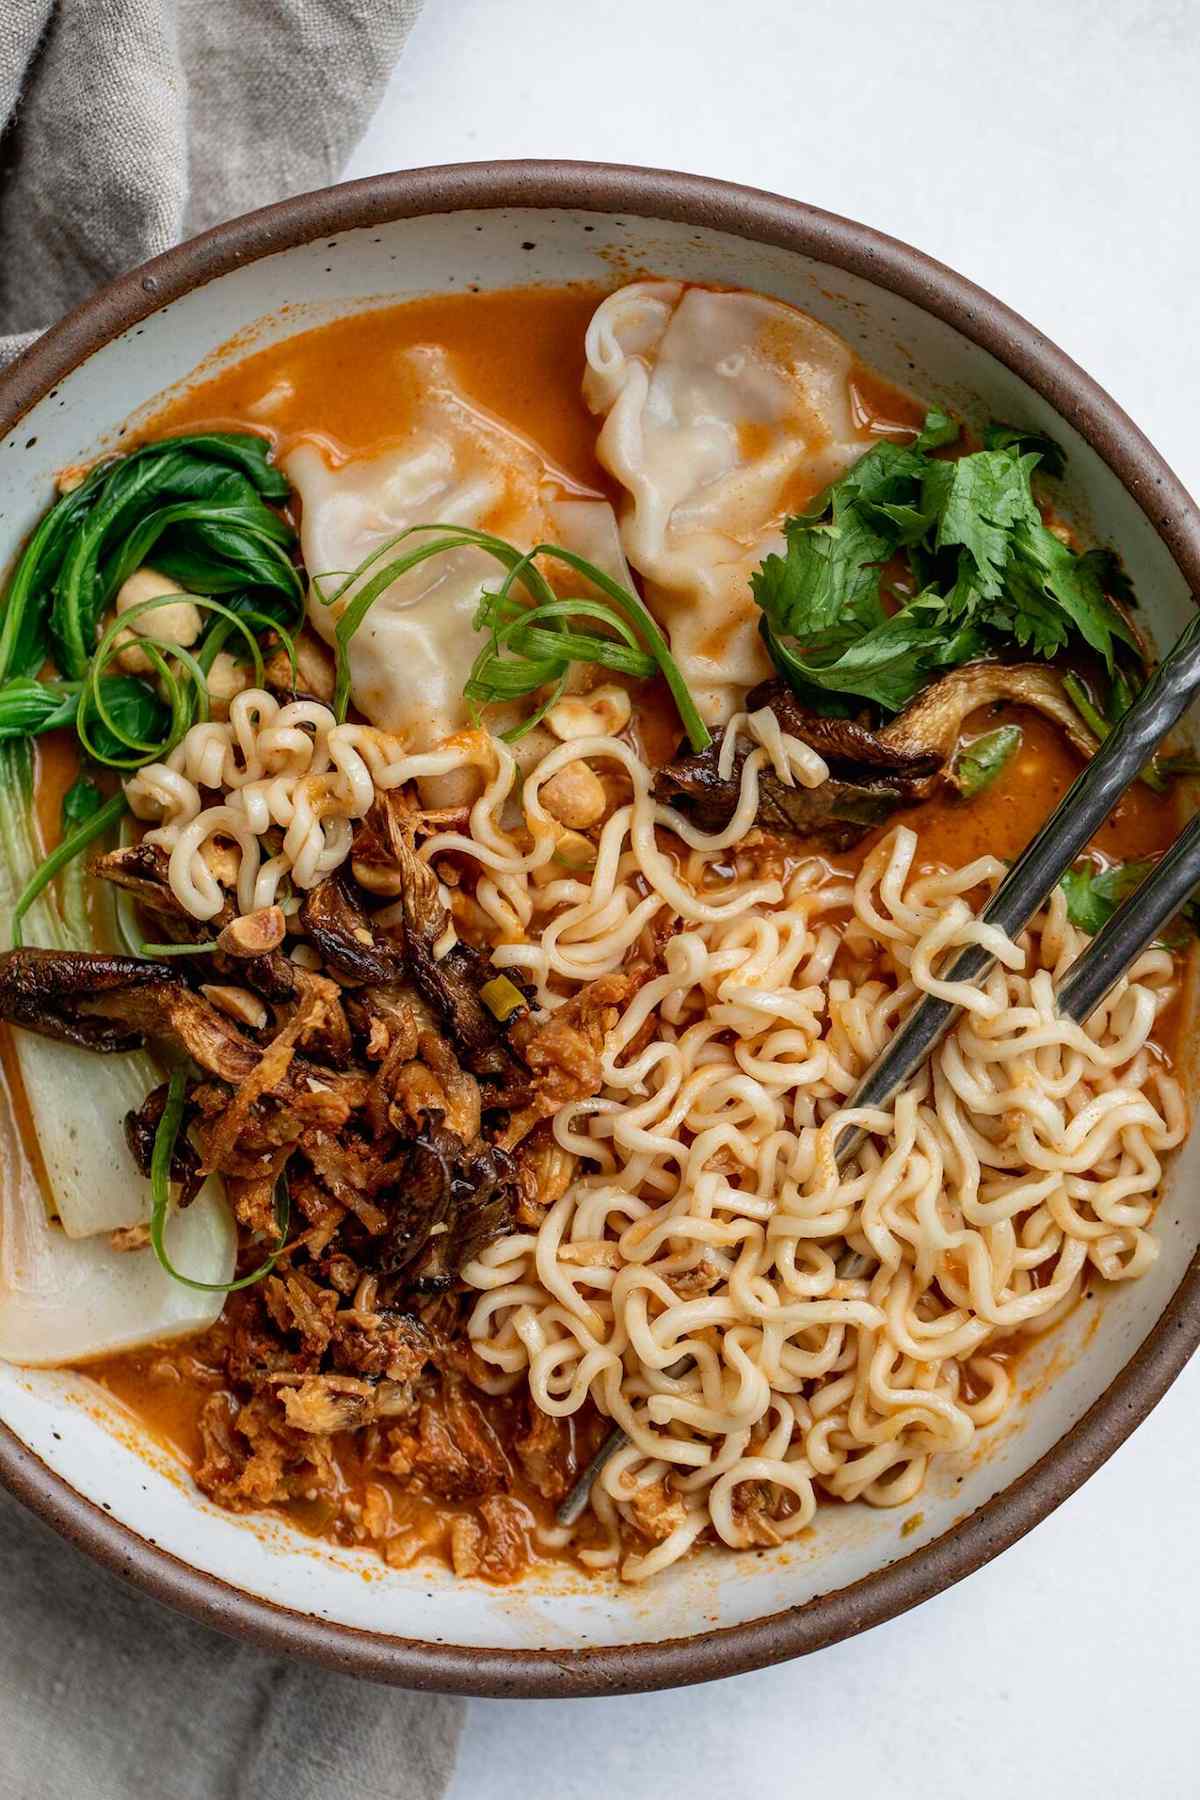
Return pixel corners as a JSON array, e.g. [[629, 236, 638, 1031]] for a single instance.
[[1061, 858, 1200, 941], [751, 413, 1139, 716]]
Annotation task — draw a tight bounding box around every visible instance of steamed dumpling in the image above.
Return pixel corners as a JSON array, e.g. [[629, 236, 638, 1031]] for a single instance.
[[583, 281, 875, 724], [287, 345, 545, 754], [287, 346, 630, 756]]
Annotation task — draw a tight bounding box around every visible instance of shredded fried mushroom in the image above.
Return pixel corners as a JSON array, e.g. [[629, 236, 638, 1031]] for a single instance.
[[2, 674, 1185, 1586]]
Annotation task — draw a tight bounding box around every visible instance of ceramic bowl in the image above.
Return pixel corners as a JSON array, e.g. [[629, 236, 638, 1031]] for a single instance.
[[0, 162, 1196, 1697]]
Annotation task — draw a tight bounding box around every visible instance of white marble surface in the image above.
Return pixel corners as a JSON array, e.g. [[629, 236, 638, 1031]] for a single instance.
[[345, 3, 1200, 1791]]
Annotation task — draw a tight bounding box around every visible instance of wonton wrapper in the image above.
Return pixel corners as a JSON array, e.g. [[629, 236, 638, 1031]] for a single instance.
[[287, 346, 630, 766], [583, 281, 874, 724]]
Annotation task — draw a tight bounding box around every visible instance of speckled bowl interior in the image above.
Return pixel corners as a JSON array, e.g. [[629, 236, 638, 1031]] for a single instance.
[[0, 165, 1196, 1696]]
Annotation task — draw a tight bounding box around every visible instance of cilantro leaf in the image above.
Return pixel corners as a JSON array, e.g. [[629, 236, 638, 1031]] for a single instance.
[[761, 592, 987, 713], [751, 407, 1143, 719], [1008, 520, 1138, 666], [1060, 862, 1138, 934], [982, 421, 1067, 479], [1061, 858, 1200, 939], [928, 450, 1040, 600], [914, 406, 960, 452], [751, 508, 891, 638]]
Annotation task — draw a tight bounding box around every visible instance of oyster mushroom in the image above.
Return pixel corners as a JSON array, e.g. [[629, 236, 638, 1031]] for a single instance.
[[870, 661, 1099, 771], [656, 663, 1097, 841]]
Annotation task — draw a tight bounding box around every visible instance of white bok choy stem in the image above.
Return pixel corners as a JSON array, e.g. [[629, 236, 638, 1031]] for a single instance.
[[0, 744, 235, 1266], [0, 741, 236, 1359], [0, 742, 163, 1236], [0, 1083, 234, 1361]]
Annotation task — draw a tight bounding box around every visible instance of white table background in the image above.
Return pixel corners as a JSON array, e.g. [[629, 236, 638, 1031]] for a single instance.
[[345, 3, 1200, 1792]]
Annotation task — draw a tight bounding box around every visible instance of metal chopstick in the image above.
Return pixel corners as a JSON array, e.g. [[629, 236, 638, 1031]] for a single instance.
[[1055, 808, 1200, 1022], [835, 607, 1200, 1161], [556, 608, 1200, 1528]]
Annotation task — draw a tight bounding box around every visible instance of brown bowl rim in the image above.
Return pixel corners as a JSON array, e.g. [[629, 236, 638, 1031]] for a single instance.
[[0, 159, 1197, 1699]]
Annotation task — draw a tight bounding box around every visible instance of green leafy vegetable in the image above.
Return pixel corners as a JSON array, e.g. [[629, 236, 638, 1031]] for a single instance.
[[982, 421, 1067, 479], [78, 589, 266, 770], [0, 678, 87, 741], [61, 775, 104, 830], [151, 1068, 289, 1291], [0, 738, 165, 1237], [0, 465, 110, 685], [0, 673, 169, 758], [1061, 858, 1200, 938], [954, 724, 1022, 798], [0, 432, 299, 691], [0, 434, 297, 962], [751, 412, 1138, 716]]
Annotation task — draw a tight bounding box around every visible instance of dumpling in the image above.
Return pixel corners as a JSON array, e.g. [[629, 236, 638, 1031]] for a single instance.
[[583, 281, 876, 724], [543, 493, 634, 598], [287, 346, 632, 759], [287, 345, 545, 756]]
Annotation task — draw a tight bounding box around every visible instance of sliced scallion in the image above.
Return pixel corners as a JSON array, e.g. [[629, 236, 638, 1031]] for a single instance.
[[519, 543, 711, 752], [151, 1067, 289, 1292], [314, 524, 711, 753], [479, 974, 527, 1022], [79, 590, 268, 770]]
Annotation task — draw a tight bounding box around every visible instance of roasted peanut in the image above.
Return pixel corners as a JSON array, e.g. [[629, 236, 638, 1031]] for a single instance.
[[351, 858, 405, 897], [263, 633, 337, 703], [531, 829, 597, 886], [200, 837, 239, 886], [206, 650, 252, 714], [200, 984, 269, 1031], [540, 760, 607, 829], [113, 566, 202, 674], [216, 905, 287, 957], [546, 683, 632, 741]]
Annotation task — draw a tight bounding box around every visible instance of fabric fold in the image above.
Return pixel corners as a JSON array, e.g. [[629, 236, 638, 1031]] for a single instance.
[[0, 0, 423, 340]]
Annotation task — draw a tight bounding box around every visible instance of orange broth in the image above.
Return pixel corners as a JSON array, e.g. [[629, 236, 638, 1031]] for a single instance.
[[134, 285, 613, 492], [4, 283, 1189, 1578]]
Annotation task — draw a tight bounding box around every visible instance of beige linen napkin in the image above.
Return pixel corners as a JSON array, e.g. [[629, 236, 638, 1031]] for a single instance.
[[0, 1490, 462, 1800], [0, 0, 425, 343], [0, 4, 466, 1795]]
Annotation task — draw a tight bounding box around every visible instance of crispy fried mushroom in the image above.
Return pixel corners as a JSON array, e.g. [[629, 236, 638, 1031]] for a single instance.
[[657, 665, 1098, 841]]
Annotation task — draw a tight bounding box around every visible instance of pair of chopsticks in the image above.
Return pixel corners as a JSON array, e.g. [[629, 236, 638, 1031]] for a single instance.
[[556, 610, 1200, 1527]]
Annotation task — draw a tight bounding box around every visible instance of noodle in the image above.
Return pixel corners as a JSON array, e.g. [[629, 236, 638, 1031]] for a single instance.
[[125, 693, 1186, 1581], [444, 732, 1185, 1580], [126, 689, 456, 919]]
